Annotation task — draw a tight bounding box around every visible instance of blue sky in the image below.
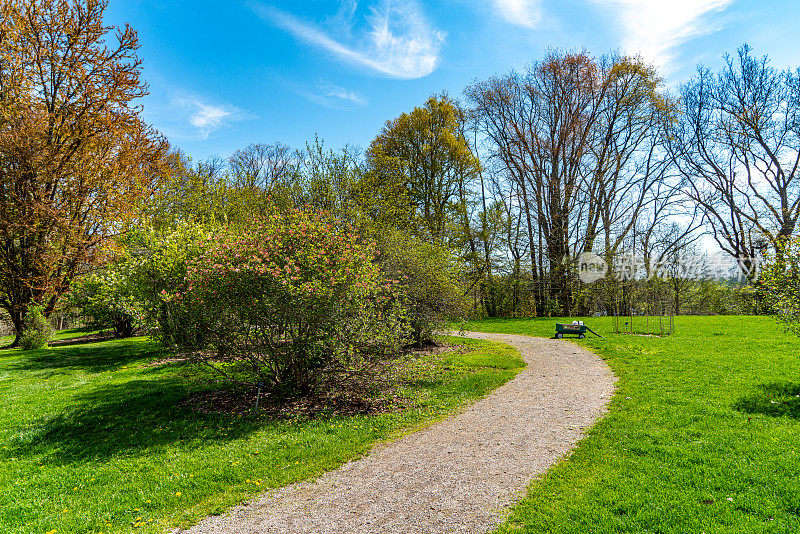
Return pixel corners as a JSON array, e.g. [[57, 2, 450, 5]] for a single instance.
[[107, 0, 800, 162]]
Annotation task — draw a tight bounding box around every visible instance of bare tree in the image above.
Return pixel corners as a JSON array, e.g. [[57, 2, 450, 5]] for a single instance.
[[467, 51, 674, 314], [581, 56, 678, 264], [467, 51, 603, 313], [671, 45, 800, 277], [228, 142, 297, 192]]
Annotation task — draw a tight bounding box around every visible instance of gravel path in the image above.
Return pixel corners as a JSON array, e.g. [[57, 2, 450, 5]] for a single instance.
[[179, 332, 616, 534]]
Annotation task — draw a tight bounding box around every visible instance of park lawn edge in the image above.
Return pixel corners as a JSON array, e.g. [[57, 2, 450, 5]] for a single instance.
[[174, 334, 526, 530], [463, 316, 800, 534], [0, 332, 524, 533]]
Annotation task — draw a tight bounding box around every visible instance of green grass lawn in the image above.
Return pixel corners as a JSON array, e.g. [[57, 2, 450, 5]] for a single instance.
[[0, 325, 100, 346], [0, 333, 523, 533], [463, 315, 800, 534]]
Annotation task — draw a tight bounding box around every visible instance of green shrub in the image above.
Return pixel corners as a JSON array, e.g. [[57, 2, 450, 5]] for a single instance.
[[121, 223, 214, 347], [375, 230, 467, 344], [19, 306, 53, 350], [761, 237, 800, 334], [70, 263, 143, 337], [177, 210, 406, 395]]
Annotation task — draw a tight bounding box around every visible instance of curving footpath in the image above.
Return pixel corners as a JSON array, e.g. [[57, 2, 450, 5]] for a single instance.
[[179, 332, 616, 534]]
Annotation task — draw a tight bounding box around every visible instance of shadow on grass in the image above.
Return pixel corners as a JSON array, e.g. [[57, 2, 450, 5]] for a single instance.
[[54, 325, 100, 337], [734, 382, 800, 419], [6, 338, 162, 374], [8, 377, 262, 463], [49, 334, 114, 347]]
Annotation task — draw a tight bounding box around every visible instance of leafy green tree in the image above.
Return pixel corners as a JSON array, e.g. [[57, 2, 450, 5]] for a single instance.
[[141, 151, 229, 228], [122, 223, 214, 348], [366, 94, 480, 246], [69, 263, 143, 338], [376, 230, 467, 344]]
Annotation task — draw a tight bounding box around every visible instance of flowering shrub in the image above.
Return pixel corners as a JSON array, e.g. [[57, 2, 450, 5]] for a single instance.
[[761, 237, 800, 335], [178, 210, 405, 394]]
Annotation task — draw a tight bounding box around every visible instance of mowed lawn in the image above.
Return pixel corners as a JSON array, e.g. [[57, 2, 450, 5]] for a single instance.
[[463, 316, 800, 534], [0, 332, 523, 533]]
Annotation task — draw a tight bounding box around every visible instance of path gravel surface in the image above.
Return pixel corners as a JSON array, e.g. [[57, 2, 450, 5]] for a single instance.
[[179, 332, 616, 534]]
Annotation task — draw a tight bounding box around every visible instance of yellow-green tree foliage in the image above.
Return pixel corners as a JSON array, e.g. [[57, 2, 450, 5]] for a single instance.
[[365, 94, 480, 246]]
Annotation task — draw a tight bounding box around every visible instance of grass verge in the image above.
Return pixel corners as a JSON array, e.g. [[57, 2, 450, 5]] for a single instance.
[[0, 334, 523, 533], [463, 315, 800, 533]]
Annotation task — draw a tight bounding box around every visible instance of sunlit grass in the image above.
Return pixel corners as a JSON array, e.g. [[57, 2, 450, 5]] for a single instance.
[[0, 333, 522, 533], [463, 316, 800, 533]]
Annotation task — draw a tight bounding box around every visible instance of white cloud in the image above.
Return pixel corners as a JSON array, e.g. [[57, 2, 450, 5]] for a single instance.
[[595, 0, 734, 70], [252, 1, 445, 79], [493, 0, 542, 28], [295, 80, 370, 108], [171, 94, 251, 140], [320, 82, 369, 106], [327, 0, 359, 35]]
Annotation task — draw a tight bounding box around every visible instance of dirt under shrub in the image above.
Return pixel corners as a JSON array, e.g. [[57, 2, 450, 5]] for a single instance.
[[176, 342, 468, 418]]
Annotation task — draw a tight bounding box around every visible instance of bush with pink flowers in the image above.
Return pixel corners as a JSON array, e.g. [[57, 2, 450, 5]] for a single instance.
[[177, 209, 406, 394]]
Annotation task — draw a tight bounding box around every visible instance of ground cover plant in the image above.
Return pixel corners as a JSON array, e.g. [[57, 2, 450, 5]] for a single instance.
[[461, 315, 800, 533], [0, 330, 523, 533]]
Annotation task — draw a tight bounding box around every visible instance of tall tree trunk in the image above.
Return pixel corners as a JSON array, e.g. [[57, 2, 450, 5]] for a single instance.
[[478, 171, 497, 317], [8, 310, 24, 348], [548, 204, 571, 316]]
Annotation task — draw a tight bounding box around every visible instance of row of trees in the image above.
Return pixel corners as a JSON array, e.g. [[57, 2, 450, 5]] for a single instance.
[[466, 53, 687, 315], [3, 0, 800, 349], [349, 46, 797, 318], [463, 46, 800, 316]]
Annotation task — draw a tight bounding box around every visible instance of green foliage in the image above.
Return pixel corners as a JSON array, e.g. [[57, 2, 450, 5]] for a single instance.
[[294, 138, 362, 218], [69, 263, 143, 338], [687, 280, 769, 315], [366, 94, 479, 245], [67, 222, 216, 344], [177, 210, 406, 394], [19, 306, 53, 350], [377, 230, 467, 343], [725, 283, 769, 314], [121, 223, 215, 347], [761, 237, 800, 334], [144, 140, 362, 231]]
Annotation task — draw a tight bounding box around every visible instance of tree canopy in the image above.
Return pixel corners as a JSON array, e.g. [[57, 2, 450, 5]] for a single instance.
[[0, 0, 168, 344]]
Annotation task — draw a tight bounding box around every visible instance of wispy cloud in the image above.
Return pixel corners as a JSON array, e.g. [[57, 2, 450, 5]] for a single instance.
[[171, 94, 252, 140], [327, 0, 359, 36], [295, 80, 370, 108], [595, 0, 734, 70], [319, 82, 369, 106], [493, 0, 542, 28], [252, 0, 445, 79]]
